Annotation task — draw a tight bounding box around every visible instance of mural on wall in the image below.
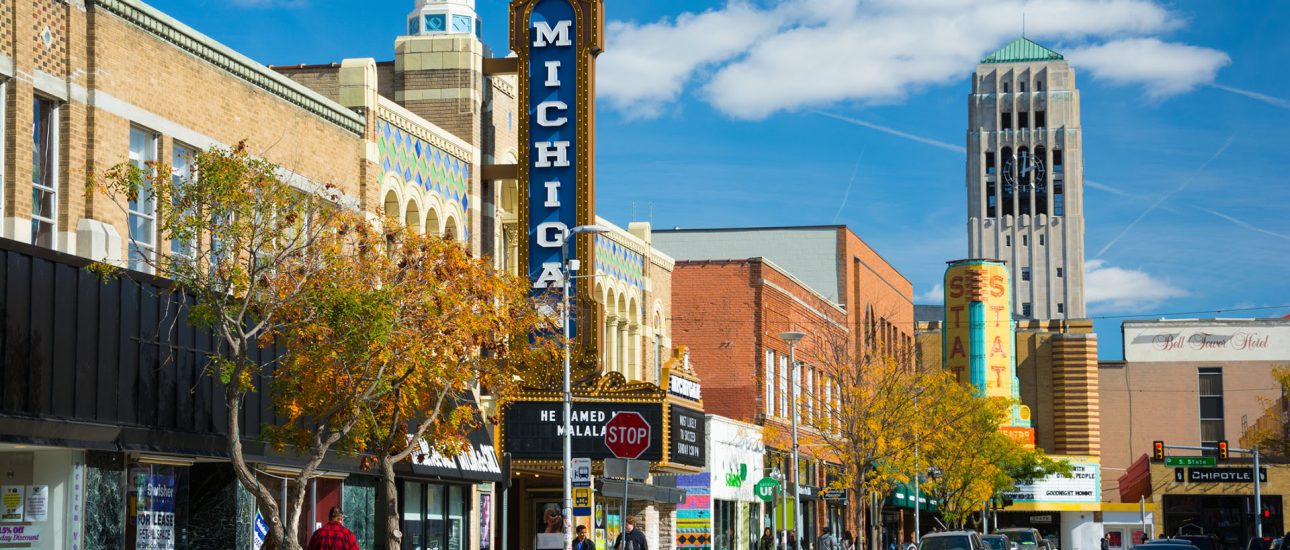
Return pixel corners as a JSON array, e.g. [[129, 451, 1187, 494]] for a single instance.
[[377, 118, 471, 228], [676, 474, 712, 550]]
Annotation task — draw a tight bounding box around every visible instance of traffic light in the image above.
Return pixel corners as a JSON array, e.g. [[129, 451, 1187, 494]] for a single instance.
[[1153, 441, 1165, 461], [1264, 506, 1272, 520], [1218, 440, 1229, 460]]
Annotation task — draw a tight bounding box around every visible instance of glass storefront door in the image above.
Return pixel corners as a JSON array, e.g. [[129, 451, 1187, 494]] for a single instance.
[[401, 481, 471, 550]]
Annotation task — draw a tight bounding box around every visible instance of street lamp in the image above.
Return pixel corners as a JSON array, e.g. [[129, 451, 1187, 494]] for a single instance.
[[780, 331, 806, 550], [911, 387, 924, 545], [561, 224, 611, 550]]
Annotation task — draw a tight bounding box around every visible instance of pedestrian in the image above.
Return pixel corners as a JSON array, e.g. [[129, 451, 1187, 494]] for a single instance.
[[818, 526, 837, 550], [307, 506, 360, 550], [575, 525, 596, 550], [841, 531, 856, 550], [1100, 534, 1110, 550], [761, 528, 777, 550], [788, 531, 799, 550], [613, 517, 648, 550]]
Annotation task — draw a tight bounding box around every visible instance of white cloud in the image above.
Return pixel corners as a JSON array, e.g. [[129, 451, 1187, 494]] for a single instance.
[[596, 0, 1222, 119], [1065, 38, 1230, 98], [597, 3, 782, 118], [915, 283, 945, 304], [1085, 259, 1187, 312]]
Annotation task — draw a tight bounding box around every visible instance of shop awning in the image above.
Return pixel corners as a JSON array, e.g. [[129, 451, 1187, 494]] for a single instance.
[[408, 403, 505, 483], [885, 481, 937, 511]]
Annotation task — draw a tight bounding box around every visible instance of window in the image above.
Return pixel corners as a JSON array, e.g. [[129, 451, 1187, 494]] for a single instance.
[[1021, 302, 1032, 317], [1037, 80, 1044, 92], [1005, 235, 1012, 247], [1002, 81, 1010, 93], [171, 143, 198, 257], [1022, 235, 1029, 246], [779, 355, 789, 418], [1020, 80, 1027, 93], [1021, 267, 1031, 281], [1199, 368, 1225, 454], [1057, 303, 1065, 314], [1054, 192, 1065, 216], [128, 128, 159, 272], [1053, 149, 1064, 173], [805, 365, 815, 423], [1035, 111, 1046, 129], [1056, 267, 1064, 278], [1039, 234, 1046, 246], [985, 152, 996, 175], [400, 481, 469, 550], [32, 96, 58, 248], [765, 349, 775, 417], [1000, 112, 1012, 130], [1019, 112, 1029, 129]]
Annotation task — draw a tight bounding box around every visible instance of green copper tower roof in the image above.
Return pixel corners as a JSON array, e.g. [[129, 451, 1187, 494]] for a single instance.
[[980, 38, 1063, 64]]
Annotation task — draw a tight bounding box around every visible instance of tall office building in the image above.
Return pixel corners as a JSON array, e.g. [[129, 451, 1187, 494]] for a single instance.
[[966, 38, 1086, 319]]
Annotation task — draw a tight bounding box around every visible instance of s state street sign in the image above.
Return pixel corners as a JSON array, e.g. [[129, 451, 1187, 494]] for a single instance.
[[604, 412, 651, 459]]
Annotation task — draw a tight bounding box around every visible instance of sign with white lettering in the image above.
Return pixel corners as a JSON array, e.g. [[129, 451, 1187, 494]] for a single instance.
[[1186, 467, 1267, 483], [504, 401, 663, 460], [513, 0, 604, 338], [1123, 321, 1290, 362], [668, 376, 702, 402], [669, 405, 706, 467], [132, 471, 176, 550], [1002, 457, 1099, 504]]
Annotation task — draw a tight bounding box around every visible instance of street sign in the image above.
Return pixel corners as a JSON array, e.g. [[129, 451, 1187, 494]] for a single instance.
[[1165, 456, 1216, 467], [1187, 467, 1267, 483], [754, 477, 780, 503], [605, 412, 651, 459], [571, 458, 592, 487]]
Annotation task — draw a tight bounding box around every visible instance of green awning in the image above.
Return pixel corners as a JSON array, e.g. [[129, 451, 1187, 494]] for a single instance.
[[885, 481, 937, 511]]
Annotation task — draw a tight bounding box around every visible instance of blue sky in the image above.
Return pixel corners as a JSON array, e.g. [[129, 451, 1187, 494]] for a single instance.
[[152, 0, 1289, 359]]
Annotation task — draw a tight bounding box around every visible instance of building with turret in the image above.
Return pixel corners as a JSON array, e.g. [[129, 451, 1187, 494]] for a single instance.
[[966, 38, 1087, 320]]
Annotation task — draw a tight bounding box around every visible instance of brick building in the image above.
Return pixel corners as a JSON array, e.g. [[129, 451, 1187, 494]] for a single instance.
[[655, 226, 916, 548]]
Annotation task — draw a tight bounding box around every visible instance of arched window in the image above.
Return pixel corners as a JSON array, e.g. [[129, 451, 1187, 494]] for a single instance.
[[384, 190, 400, 220]]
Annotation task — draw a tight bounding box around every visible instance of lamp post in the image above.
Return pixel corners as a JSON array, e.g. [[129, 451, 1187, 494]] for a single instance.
[[912, 387, 923, 545], [561, 224, 611, 550], [780, 331, 806, 550]]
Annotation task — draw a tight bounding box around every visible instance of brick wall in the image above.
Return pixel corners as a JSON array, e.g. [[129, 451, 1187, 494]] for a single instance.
[[274, 64, 342, 102]]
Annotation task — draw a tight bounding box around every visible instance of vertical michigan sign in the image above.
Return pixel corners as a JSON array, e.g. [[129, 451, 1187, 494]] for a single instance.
[[943, 259, 1029, 427], [512, 0, 603, 342]]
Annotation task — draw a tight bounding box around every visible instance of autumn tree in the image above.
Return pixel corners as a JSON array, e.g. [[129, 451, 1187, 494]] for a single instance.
[[95, 143, 550, 549], [918, 384, 1069, 528], [1240, 366, 1290, 456], [810, 332, 966, 550], [265, 220, 558, 548]]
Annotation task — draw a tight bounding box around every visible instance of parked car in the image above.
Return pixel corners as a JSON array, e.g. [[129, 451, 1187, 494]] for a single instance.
[[982, 535, 1015, 550], [1140, 540, 1199, 550], [919, 531, 986, 550], [996, 529, 1043, 550], [1246, 537, 1277, 550], [1174, 535, 1218, 550]]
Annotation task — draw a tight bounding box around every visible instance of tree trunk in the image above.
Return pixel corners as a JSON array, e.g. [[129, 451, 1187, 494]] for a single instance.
[[226, 363, 300, 550], [383, 456, 404, 549]]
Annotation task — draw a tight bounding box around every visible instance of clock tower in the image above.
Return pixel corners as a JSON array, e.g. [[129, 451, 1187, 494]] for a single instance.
[[966, 38, 1086, 320], [395, 0, 485, 145]]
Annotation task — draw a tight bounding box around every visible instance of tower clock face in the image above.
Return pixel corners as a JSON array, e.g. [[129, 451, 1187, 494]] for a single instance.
[[1003, 155, 1045, 188]]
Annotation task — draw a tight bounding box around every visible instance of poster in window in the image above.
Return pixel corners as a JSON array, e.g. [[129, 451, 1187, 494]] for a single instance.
[[480, 493, 492, 550], [132, 469, 177, 550], [0, 486, 24, 521]]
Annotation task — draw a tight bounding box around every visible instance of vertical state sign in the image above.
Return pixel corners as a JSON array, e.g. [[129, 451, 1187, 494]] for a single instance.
[[943, 259, 1027, 427], [512, 0, 604, 340]]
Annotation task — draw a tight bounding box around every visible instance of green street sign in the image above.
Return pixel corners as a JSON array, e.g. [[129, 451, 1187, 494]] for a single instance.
[[1165, 456, 1217, 467], [755, 477, 781, 502]]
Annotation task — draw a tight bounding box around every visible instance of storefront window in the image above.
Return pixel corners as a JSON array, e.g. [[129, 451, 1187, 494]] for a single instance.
[[127, 463, 189, 549], [402, 481, 472, 550], [344, 477, 379, 549]]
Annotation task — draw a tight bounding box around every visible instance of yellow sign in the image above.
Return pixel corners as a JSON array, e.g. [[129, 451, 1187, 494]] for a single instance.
[[944, 260, 1025, 426], [574, 487, 592, 508]]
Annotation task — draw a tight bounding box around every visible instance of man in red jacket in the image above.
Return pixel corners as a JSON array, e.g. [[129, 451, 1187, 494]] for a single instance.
[[308, 506, 360, 550]]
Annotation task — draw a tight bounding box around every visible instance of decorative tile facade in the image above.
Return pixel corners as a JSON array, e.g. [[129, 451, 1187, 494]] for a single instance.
[[32, 0, 66, 76], [596, 234, 645, 291], [377, 117, 471, 215]]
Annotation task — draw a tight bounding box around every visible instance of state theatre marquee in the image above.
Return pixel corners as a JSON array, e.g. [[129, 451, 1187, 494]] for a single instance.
[[1002, 456, 1100, 512]]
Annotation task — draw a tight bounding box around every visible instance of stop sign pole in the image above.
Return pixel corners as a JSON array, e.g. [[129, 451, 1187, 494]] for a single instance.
[[605, 412, 652, 545]]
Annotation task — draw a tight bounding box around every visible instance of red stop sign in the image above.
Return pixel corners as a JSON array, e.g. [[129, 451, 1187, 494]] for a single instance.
[[604, 412, 652, 459]]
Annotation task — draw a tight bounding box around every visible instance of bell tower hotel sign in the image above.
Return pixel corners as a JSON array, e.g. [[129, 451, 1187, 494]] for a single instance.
[[1123, 320, 1290, 362], [512, 0, 603, 341]]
